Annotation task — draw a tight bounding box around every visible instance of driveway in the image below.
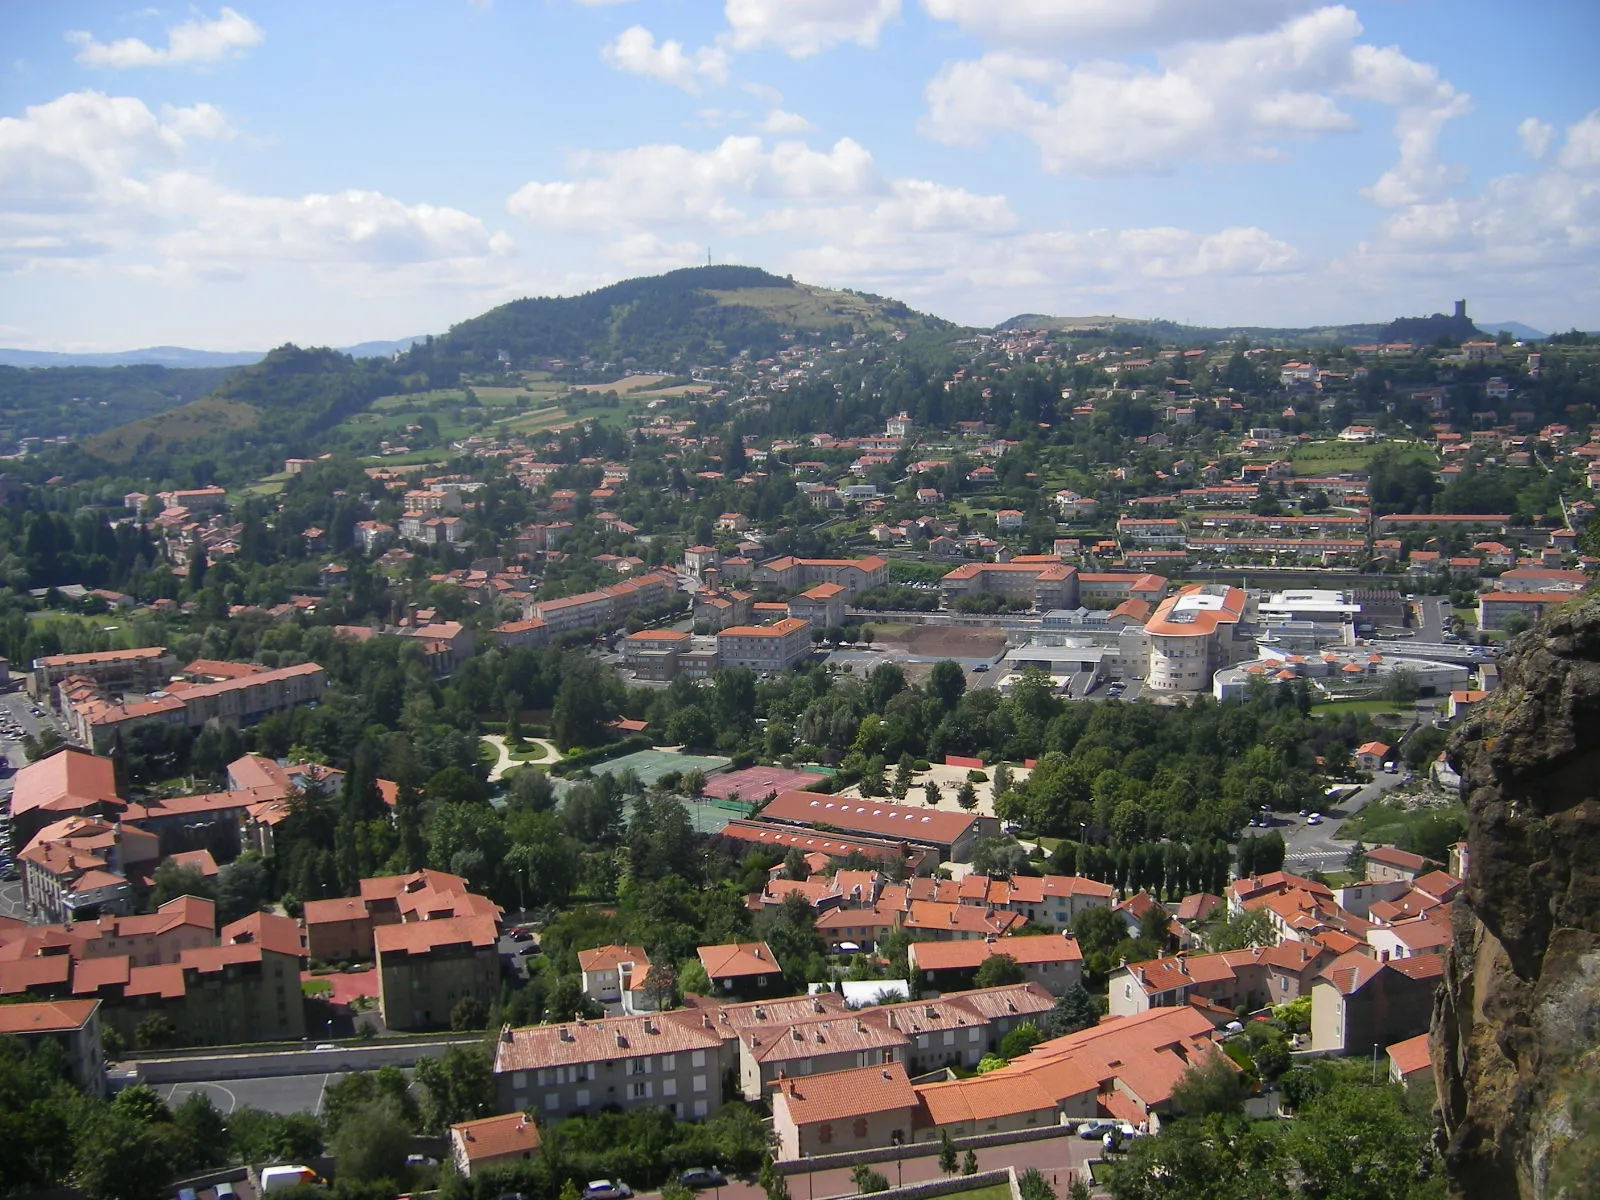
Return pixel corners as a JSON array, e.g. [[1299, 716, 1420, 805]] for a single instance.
[[482, 734, 559, 782]]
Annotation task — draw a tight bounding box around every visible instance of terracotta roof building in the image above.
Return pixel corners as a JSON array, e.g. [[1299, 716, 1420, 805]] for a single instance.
[[450, 1112, 541, 1177], [374, 914, 499, 1031], [772, 1061, 918, 1160]]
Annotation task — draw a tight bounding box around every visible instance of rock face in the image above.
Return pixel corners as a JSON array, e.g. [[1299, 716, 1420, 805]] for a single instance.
[[1437, 592, 1600, 1198]]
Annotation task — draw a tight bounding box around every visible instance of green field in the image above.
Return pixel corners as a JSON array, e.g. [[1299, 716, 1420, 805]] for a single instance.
[[705, 282, 906, 333], [1310, 700, 1409, 716], [1290, 439, 1436, 476]]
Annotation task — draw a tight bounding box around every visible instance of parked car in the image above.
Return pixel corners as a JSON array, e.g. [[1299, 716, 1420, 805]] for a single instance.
[[1307, 813, 1322, 826], [1078, 1120, 1116, 1140], [584, 1183, 632, 1200], [678, 1169, 726, 1190], [507, 929, 532, 942]]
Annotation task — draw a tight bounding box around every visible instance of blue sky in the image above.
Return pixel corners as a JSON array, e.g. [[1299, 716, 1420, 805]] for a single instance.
[[1, 1, 1597, 350]]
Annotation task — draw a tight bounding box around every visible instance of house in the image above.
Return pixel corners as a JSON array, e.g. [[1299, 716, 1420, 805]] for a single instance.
[[1354, 741, 1391, 772], [450, 1112, 541, 1177], [1387, 1032, 1435, 1092], [578, 944, 655, 1012], [912, 1069, 1063, 1142], [907, 934, 1083, 995], [1309, 951, 1443, 1054], [772, 1061, 918, 1160], [493, 1012, 726, 1120], [373, 915, 499, 1030], [1364, 846, 1433, 885], [698, 942, 782, 997]]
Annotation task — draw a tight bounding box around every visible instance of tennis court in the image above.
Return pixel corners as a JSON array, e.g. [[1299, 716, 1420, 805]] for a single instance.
[[588, 748, 731, 786], [702, 765, 827, 801]]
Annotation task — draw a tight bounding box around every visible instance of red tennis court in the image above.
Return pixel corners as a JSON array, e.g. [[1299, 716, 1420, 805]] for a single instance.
[[701, 765, 827, 800]]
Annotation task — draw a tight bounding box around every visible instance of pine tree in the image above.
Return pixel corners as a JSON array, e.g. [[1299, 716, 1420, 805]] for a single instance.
[[924, 780, 941, 806], [939, 1130, 958, 1175], [961, 1149, 978, 1176], [956, 781, 978, 810]]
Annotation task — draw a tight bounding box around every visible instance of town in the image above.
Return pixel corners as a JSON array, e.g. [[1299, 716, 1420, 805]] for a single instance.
[[1, 276, 1595, 1200]]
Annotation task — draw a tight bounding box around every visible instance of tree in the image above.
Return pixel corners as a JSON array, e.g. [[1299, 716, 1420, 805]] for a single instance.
[[1168, 1054, 1250, 1118], [1042, 982, 1099, 1038], [329, 1100, 412, 1184], [939, 1129, 958, 1176], [214, 852, 270, 924], [1344, 841, 1368, 881], [415, 1044, 495, 1132], [956, 781, 978, 810], [759, 1156, 792, 1200], [74, 1110, 176, 1200], [321, 1066, 419, 1138], [998, 1022, 1044, 1060], [1105, 1113, 1287, 1200], [961, 1148, 978, 1175], [1500, 612, 1530, 637], [851, 1165, 889, 1194], [553, 657, 615, 749], [1285, 1072, 1437, 1200], [782, 846, 811, 881], [973, 953, 1026, 989], [1017, 1168, 1056, 1200], [149, 861, 215, 909], [1207, 908, 1276, 951], [171, 1093, 228, 1170], [929, 660, 967, 710], [450, 996, 489, 1031], [991, 761, 1013, 798], [924, 780, 941, 806], [891, 757, 914, 800], [133, 1013, 180, 1051]]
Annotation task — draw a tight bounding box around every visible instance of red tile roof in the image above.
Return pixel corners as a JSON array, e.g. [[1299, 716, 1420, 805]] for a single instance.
[[451, 1111, 541, 1162], [1387, 1032, 1433, 1078], [11, 750, 121, 819], [221, 911, 306, 959], [698, 941, 779, 979], [909, 934, 1081, 972], [0, 998, 99, 1034], [373, 915, 498, 957], [773, 1061, 917, 1124]]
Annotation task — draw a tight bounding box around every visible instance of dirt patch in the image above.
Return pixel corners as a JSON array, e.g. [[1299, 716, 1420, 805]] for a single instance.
[[884, 625, 1007, 659]]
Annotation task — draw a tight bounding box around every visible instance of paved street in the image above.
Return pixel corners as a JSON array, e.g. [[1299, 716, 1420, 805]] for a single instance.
[[636, 1135, 1098, 1200], [1280, 769, 1410, 871]]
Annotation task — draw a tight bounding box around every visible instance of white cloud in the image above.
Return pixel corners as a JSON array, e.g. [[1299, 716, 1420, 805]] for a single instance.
[[919, 0, 1314, 55], [0, 90, 513, 284], [723, 0, 901, 57], [1348, 109, 1600, 304], [921, 5, 1468, 209], [67, 7, 263, 70], [506, 135, 886, 233], [602, 25, 728, 93], [757, 108, 815, 134], [1518, 117, 1555, 160]]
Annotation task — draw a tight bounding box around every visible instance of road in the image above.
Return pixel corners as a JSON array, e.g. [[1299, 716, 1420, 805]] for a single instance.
[[1279, 769, 1410, 871], [635, 1134, 1098, 1200]]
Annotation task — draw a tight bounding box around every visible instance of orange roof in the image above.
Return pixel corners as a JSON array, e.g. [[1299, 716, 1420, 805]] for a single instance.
[[124, 963, 186, 998], [374, 915, 498, 957], [302, 896, 368, 925], [698, 941, 778, 979], [577, 944, 649, 974], [11, 750, 121, 819], [0, 998, 99, 1034], [1365, 846, 1427, 871], [359, 869, 470, 903], [624, 629, 692, 643], [495, 1011, 724, 1072], [759, 791, 979, 844], [773, 1061, 917, 1124], [1144, 584, 1246, 638], [909, 933, 1081, 971], [73, 954, 132, 994], [1387, 1032, 1433, 1078], [451, 1111, 541, 1162], [717, 618, 810, 638], [221, 911, 305, 958]]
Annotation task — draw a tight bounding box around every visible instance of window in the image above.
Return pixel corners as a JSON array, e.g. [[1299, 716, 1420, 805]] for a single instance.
[[819, 1124, 833, 1145], [969, 1029, 979, 1043], [662, 1054, 676, 1071], [545, 1092, 560, 1112], [693, 1075, 707, 1093], [630, 1081, 651, 1099], [691, 1050, 707, 1068], [943, 1031, 955, 1046], [663, 1078, 677, 1097], [694, 1100, 708, 1118], [576, 1088, 590, 1107], [853, 1118, 869, 1138]]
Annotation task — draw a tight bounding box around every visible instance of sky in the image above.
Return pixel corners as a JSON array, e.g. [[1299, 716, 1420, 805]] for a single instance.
[[1, 0, 1597, 351]]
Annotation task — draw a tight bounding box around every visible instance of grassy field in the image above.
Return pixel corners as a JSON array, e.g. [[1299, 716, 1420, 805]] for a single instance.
[[1453, 607, 1479, 630], [1340, 795, 1467, 853], [81, 396, 258, 463], [28, 612, 138, 647], [706, 282, 903, 333], [1311, 700, 1409, 716], [1290, 439, 1436, 476]]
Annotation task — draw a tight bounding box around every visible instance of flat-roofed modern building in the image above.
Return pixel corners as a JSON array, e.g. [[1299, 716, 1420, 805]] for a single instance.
[[1144, 584, 1248, 694]]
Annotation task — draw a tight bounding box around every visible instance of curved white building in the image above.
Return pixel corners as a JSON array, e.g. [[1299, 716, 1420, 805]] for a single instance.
[[1145, 584, 1247, 694]]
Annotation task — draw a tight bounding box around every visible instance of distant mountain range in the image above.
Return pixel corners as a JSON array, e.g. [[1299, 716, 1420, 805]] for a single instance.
[[997, 311, 1555, 346], [0, 336, 427, 369], [1476, 321, 1548, 341]]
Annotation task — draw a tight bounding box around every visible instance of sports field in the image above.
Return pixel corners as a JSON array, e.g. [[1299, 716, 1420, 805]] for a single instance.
[[588, 748, 731, 785], [701, 765, 826, 801]]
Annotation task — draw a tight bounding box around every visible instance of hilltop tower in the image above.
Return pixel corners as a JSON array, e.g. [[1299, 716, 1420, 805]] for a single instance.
[[1454, 299, 1467, 319]]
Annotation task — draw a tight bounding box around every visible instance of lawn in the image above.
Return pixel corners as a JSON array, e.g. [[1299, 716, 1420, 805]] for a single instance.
[[1453, 607, 1479, 630], [1338, 795, 1467, 854], [1290, 439, 1436, 476], [1310, 700, 1408, 716], [928, 1183, 1013, 1200]]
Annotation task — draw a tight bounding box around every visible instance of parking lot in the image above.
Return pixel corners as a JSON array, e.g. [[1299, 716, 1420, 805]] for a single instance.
[[158, 1072, 347, 1116]]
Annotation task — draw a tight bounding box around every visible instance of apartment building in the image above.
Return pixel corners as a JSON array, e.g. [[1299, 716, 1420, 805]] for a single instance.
[[955, 873, 1116, 931], [8, 750, 125, 851], [494, 1012, 726, 1120], [1108, 943, 1333, 1017], [0, 999, 105, 1096], [715, 618, 813, 673], [750, 556, 888, 598], [908, 934, 1083, 996], [374, 914, 500, 1030], [739, 1010, 908, 1100], [29, 647, 176, 704], [1479, 591, 1564, 630], [621, 629, 692, 681], [939, 560, 1078, 611], [1310, 951, 1443, 1054], [787, 583, 846, 629]]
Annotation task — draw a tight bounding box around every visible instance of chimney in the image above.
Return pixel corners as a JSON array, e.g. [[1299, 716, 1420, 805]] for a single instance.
[[559, 1026, 573, 1042], [500, 1025, 513, 1043], [702, 1014, 711, 1028], [753, 946, 763, 960]]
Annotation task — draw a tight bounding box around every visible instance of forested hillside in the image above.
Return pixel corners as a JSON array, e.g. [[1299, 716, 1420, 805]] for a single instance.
[[0, 364, 238, 445]]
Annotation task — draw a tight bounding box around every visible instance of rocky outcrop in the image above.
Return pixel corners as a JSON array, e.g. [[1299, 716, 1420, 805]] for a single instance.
[[1436, 591, 1600, 1198]]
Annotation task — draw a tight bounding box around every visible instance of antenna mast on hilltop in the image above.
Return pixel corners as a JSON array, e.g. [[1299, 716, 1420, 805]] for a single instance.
[[706, 247, 712, 266]]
